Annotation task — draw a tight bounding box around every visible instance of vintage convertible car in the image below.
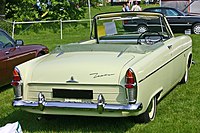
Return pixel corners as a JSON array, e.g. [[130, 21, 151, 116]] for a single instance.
[[12, 12, 192, 123], [0, 28, 49, 87]]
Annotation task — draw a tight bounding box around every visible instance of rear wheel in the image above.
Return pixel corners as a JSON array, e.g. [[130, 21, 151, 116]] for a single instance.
[[135, 96, 157, 123], [181, 56, 192, 84], [192, 23, 200, 34], [37, 52, 44, 57], [180, 66, 188, 84], [137, 25, 148, 34]]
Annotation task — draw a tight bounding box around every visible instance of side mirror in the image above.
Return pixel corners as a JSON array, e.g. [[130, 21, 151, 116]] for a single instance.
[[15, 40, 24, 46]]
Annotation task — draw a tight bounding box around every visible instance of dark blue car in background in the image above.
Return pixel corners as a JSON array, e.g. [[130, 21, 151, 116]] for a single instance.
[[143, 7, 200, 34]]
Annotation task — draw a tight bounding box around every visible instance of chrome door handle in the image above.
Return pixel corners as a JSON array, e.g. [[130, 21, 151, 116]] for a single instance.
[[5, 51, 9, 55]]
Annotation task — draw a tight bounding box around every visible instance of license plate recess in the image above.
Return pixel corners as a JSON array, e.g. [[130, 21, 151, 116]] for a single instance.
[[53, 89, 93, 99]]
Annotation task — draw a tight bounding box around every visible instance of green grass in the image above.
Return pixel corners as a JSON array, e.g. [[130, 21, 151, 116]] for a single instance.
[[1, 5, 200, 133], [15, 27, 91, 51]]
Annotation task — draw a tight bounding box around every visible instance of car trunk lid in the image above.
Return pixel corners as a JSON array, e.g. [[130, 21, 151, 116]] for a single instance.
[[31, 51, 135, 84]]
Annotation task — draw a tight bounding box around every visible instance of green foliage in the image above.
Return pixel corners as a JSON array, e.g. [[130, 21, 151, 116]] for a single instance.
[[48, 0, 86, 20], [6, 0, 36, 21], [0, 20, 12, 34], [5, 0, 86, 21], [0, 0, 6, 15]]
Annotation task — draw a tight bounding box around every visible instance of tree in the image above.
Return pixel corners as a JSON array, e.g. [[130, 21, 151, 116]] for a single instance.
[[5, 0, 86, 21], [0, 0, 6, 16]]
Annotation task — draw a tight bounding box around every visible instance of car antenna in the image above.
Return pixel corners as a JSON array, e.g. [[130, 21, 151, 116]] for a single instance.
[[182, 0, 196, 13]]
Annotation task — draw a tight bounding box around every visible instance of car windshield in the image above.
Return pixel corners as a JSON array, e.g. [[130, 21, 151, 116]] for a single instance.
[[93, 12, 173, 44], [0, 30, 14, 49], [166, 9, 187, 16]]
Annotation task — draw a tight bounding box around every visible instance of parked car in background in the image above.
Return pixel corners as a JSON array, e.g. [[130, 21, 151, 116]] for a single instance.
[[12, 12, 192, 123], [110, 0, 129, 5], [143, 7, 200, 34], [0, 28, 49, 87]]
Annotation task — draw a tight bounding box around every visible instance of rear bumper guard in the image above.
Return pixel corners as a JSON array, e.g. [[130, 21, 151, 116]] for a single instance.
[[13, 92, 142, 114]]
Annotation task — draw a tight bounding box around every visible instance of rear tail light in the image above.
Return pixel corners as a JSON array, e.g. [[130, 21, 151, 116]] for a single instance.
[[12, 68, 21, 86], [11, 67, 23, 100], [125, 69, 136, 89], [125, 68, 137, 104], [124, 20, 128, 24]]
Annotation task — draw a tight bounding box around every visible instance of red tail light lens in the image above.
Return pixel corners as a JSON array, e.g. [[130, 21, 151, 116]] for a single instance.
[[124, 20, 128, 24], [125, 69, 136, 89], [13, 68, 21, 81], [11, 68, 21, 86]]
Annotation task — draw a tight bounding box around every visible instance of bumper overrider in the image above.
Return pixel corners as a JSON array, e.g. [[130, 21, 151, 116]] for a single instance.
[[13, 92, 142, 114]]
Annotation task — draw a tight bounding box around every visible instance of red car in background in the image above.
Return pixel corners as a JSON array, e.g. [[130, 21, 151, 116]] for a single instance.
[[0, 28, 49, 87]]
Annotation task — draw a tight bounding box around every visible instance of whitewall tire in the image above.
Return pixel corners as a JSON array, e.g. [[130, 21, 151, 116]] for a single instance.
[[135, 96, 157, 123]]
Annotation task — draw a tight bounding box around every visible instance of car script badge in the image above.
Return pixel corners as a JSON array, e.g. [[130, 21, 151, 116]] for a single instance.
[[90, 73, 115, 78]]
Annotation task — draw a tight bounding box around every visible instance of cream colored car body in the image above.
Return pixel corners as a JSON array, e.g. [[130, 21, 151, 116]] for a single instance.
[[12, 12, 192, 121]]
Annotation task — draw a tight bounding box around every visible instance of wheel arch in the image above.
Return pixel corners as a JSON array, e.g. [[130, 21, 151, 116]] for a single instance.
[[137, 23, 147, 27], [150, 89, 162, 103], [36, 50, 46, 57], [142, 88, 162, 112], [134, 89, 161, 123], [191, 22, 200, 28]]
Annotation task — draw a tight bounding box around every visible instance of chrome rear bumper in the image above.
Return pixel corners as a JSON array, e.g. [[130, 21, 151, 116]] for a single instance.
[[13, 92, 142, 114]]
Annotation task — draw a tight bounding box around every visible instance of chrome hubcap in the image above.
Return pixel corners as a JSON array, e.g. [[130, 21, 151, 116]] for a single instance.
[[194, 25, 200, 34], [138, 27, 147, 33]]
